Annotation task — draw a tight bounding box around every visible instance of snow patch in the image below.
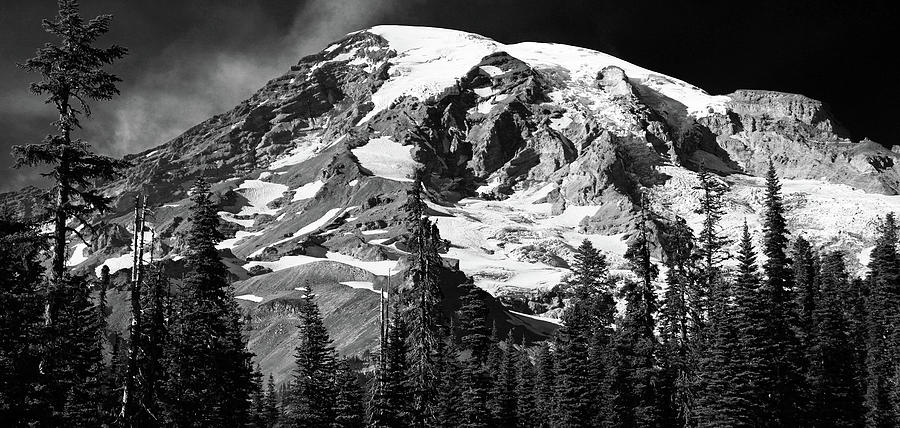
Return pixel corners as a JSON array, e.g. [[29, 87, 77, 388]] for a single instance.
[[234, 179, 289, 217], [244, 252, 397, 276], [67, 243, 89, 266], [340, 281, 378, 294], [291, 180, 325, 202], [235, 294, 263, 303], [351, 137, 419, 182]]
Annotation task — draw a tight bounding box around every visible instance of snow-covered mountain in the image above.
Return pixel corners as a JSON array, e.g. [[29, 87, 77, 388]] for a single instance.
[[6, 25, 900, 382]]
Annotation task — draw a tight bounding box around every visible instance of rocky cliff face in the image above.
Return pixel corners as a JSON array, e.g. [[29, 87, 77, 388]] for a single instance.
[[3, 25, 898, 384]]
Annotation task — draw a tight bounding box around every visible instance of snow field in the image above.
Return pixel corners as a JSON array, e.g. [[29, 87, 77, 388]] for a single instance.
[[350, 137, 419, 182], [234, 179, 289, 216], [291, 180, 325, 202], [243, 252, 397, 276]]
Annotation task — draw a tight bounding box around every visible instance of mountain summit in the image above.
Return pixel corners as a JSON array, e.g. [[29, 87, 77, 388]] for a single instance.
[[6, 25, 899, 381]]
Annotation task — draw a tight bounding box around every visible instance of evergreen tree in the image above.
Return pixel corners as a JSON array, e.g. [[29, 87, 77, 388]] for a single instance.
[[694, 269, 744, 427], [288, 290, 338, 427], [248, 367, 267, 428], [13, 0, 128, 302], [163, 178, 255, 426], [556, 239, 614, 426], [369, 303, 412, 427], [433, 340, 464, 428], [760, 160, 804, 425], [792, 235, 819, 421], [138, 262, 170, 423], [694, 164, 730, 289], [608, 214, 662, 427], [728, 222, 769, 426], [810, 252, 864, 426], [515, 343, 537, 427], [457, 282, 491, 361], [864, 213, 900, 427], [460, 357, 493, 428], [553, 318, 592, 427], [404, 179, 447, 426], [334, 359, 365, 428], [658, 218, 697, 427], [492, 333, 518, 427], [264, 375, 279, 427], [0, 215, 47, 426], [533, 342, 556, 427], [45, 274, 108, 425]]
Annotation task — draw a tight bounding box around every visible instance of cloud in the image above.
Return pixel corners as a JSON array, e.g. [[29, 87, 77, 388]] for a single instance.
[[87, 0, 404, 157]]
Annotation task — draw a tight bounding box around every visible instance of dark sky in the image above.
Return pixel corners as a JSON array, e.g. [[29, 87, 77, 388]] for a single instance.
[[1, 0, 897, 192]]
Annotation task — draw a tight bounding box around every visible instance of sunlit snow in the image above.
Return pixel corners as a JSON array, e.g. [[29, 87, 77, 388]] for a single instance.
[[351, 136, 419, 182]]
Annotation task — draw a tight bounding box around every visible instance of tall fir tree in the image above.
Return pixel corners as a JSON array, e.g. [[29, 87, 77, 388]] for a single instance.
[[491, 332, 519, 427], [515, 343, 537, 427], [694, 263, 744, 427], [608, 209, 663, 427], [759, 160, 805, 425], [792, 235, 819, 420], [46, 274, 109, 425], [556, 239, 615, 426], [138, 262, 171, 423], [433, 340, 464, 428], [457, 281, 491, 361], [0, 215, 48, 426], [404, 179, 447, 426], [729, 222, 770, 426], [533, 342, 556, 428], [288, 290, 338, 427], [811, 252, 864, 426], [658, 218, 698, 427], [334, 359, 365, 428], [163, 178, 255, 426], [369, 301, 413, 427], [864, 213, 900, 427], [13, 0, 128, 310]]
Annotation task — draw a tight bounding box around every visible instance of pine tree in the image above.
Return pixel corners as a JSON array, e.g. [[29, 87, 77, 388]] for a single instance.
[[457, 281, 491, 361], [658, 218, 697, 427], [369, 302, 413, 427], [404, 179, 447, 426], [460, 356, 493, 428], [810, 252, 864, 426], [248, 367, 267, 428], [553, 318, 592, 427], [728, 221, 769, 426], [46, 274, 108, 425], [608, 213, 663, 427], [491, 332, 519, 427], [792, 235, 819, 421], [288, 290, 338, 427], [533, 342, 556, 427], [694, 164, 730, 286], [515, 343, 537, 427], [864, 213, 900, 427], [0, 215, 48, 426], [138, 262, 170, 422], [694, 269, 744, 427], [760, 160, 804, 425], [163, 178, 255, 426], [433, 340, 464, 428], [556, 239, 614, 426], [334, 359, 365, 428], [264, 375, 279, 427], [13, 0, 128, 309]]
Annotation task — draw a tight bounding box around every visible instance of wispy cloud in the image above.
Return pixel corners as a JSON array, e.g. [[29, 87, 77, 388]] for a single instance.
[[87, 0, 404, 157]]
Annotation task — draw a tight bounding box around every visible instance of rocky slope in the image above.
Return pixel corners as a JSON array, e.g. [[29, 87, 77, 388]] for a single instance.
[[4, 25, 898, 383]]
